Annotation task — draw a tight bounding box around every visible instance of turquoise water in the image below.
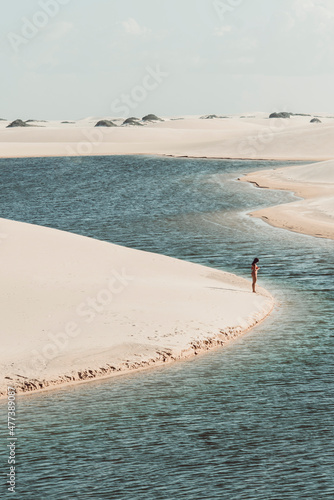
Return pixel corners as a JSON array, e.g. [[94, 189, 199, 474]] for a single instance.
[[0, 156, 333, 499]]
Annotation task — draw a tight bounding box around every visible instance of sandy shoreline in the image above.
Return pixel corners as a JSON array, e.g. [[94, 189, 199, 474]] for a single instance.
[[0, 218, 274, 398], [1, 112, 334, 397], [241, 159, 334, 240], [1, 114, 333, 243], [2, 113, 334, 161], [2, 308, 275, 400]]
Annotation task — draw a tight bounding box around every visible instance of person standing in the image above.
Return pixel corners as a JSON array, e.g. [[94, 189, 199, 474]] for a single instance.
[[251, 258, 260, 293]]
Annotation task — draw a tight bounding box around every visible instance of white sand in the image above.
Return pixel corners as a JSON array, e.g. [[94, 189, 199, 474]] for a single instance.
[[241, 159, 334, 240], [0, 218, 273, 396], [2, 111, 333, 395], [1, 113, 334, 160], [2, 113, 334, 241]]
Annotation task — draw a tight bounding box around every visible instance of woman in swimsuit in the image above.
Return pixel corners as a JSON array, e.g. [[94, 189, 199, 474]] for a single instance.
[[251, 258, 260, 293]]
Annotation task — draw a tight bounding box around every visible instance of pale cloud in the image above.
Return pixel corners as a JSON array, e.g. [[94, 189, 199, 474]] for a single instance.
[[214, 25, 232, 37], [14, 22, 76, 72], [286, 0, 334, 31], [282, 12, 296, 31], [224, 56, 254, 65], [45, 21, 74, 41], [292, 0, 334, 18], [122, 18, 150, 36], [3, 0, 334, 119], [190, 55, 202, 66], [276, 0, 334, 67]]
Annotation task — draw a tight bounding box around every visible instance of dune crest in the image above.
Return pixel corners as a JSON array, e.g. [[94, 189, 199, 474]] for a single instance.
[[1, 112, 334, 160], [241, 159, 334, 240], [0, 218, 273, 396]]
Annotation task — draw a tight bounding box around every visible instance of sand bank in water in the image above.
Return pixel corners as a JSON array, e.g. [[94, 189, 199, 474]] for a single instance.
[[0, 218, 273, 397], [241, 159, 334, 240]]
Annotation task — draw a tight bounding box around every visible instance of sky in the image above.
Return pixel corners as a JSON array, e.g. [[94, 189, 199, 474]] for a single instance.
[[1, 0, 334, 120]]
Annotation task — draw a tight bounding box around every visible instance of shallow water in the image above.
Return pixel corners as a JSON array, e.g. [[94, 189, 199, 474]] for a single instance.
[[0, 156, 333, 499]]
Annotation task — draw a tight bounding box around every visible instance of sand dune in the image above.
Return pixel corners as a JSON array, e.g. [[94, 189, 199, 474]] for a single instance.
[[1, 113, 333, 241], [1, 113, 334, 160], [241, 159, 334, 240], [0, 218, 273, 396], [1, 113, 333, 396]]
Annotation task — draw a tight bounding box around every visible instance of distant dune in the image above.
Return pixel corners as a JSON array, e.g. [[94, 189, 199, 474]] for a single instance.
[[1, 112, 334, 161], [241, 159, 334, 240], [1, 112, 334, 241]]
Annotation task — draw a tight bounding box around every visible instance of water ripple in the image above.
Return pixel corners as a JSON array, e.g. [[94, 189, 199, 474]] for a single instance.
[[0, 156, 333, 499]]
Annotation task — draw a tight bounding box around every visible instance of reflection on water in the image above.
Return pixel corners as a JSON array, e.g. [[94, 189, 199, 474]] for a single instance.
[[0, 156, 333, 499]]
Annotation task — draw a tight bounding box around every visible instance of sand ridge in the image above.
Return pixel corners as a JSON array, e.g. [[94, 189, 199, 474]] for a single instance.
[[241, 159, 334, 240], [1, 112, 334, 160], [1, 112, 334, 396], [1, 112, 333, 240], [0, 218, 274, 397]]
